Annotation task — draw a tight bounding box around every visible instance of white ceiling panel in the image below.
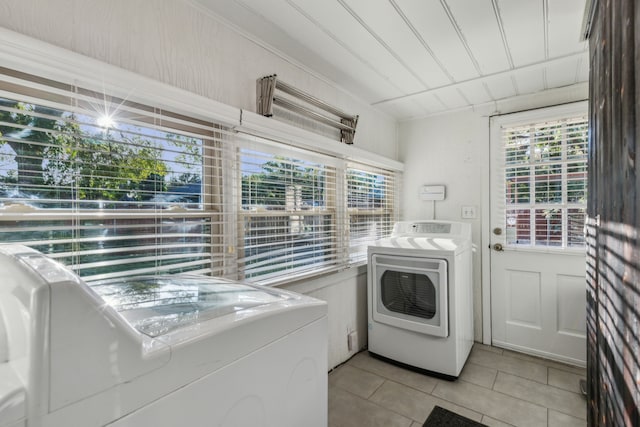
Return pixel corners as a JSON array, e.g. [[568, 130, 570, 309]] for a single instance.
[[214, 0, 404, 102], [496, 0, 545, 66], [576, 57, 590, 82], [341, 0, 451, 89], [196, 0, 589, 120], [394, 0, 479, 82], [290, 0, 425, 94], [445, 0, 511, 74], [484, 74, 518, 101], [548, 0, 589, 58], [411, 92, 447, 114], [432, 86, 470, 110], [545, 57, 582, 88], [513, 68, 546, 95], [457, 81, 494, 105], [375, 98, 429, 120]]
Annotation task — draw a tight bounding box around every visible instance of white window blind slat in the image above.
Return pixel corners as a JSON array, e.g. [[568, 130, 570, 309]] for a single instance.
[[1, 65, 400, 285], [346, 162, 397, 262], [237, 136, 340, 281], [499, 115, 588, 249], [0, 68, 237, 280]]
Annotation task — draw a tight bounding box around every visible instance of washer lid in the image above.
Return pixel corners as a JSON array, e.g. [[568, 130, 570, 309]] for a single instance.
[[90, 275, 295, 338]]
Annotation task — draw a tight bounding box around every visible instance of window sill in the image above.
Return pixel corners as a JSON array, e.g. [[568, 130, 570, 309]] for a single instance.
[[254, 262, 368, 292]]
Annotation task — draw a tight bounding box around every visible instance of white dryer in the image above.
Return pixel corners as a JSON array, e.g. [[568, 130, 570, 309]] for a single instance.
[[367, 221, 473, 379], [0, 244, 327, 427]]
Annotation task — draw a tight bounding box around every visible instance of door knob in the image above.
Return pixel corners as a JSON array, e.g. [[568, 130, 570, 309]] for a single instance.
[[493, 243, 504, 252]]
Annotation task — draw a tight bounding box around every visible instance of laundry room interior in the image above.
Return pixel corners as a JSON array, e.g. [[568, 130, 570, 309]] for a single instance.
[[0, 1, 637, 427]]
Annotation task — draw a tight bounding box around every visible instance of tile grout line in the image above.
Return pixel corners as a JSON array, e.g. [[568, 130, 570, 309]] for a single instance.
[[495, 368, 587, 398], [332, 383, 416, 425], [545, 365, 549, 385], [490, 372, 589, 421], [428, 377, 536, 425], [470, 361, 549, 386], [346, 360, 440, 396], [546, 407, 549, 427], [490, 369, 498, 390], [498, 352, 586, 376], [488, 382, 588, 422], [367, 377, 387, 400], [481, 414, 516, 427]]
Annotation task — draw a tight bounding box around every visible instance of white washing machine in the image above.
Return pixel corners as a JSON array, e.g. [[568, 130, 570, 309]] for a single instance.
[[367, 220, 473, 379], [0, 244, 327, 427]]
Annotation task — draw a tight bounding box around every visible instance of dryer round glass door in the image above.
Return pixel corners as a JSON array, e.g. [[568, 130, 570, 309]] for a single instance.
[[371, 254, 448, 337]]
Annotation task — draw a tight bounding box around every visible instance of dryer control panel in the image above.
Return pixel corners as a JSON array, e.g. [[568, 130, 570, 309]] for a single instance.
[[392, 220, 470, 239], [412, 222, 451, 234]]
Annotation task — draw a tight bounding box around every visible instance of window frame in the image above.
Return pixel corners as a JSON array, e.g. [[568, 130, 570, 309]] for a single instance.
[[235, 136, 343, 284], [0, 28, 404, 286], [0, 71, 234, 281], [490, 102, 589, 253], [346, 162, 398, 263]]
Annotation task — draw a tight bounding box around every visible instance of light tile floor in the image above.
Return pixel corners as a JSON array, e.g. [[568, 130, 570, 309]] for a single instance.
[[328, 344, 587, 427]]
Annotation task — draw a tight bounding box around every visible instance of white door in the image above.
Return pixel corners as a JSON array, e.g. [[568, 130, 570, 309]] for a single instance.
[[489, 103, 588, 366]]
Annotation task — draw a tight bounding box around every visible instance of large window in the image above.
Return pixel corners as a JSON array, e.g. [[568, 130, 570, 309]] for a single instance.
[[500, 115, 588, 248], [0, 69, 231, 281], [0, 66, 400, 285], [239, 144, 338, 281]]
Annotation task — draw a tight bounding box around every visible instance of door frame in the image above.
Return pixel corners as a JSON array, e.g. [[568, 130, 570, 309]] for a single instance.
[[481, 101, 589, 346]]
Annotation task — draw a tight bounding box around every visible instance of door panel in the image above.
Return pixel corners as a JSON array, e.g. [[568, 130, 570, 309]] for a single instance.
[[489, 104, 588, 366], [492, 249, 586, 364], [506, 270, 541, 327]]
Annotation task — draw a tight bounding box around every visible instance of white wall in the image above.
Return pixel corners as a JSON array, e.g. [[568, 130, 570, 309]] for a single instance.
[[0, 0, 398, 368], [0, 0, 396, 159], [399, 84, 589, 342]]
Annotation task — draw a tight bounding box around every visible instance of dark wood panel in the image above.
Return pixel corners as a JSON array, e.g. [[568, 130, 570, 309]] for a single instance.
[[587, 0, 640, 426]]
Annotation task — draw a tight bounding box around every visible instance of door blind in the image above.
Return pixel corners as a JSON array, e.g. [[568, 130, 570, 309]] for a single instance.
[[499, 115, 588, 249]]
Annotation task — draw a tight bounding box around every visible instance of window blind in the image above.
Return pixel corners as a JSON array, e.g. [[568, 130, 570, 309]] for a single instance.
[[346, 163, 397, 262], [236, 135, 342, 282], [499, 115, 588, 248], [0, 65, 401, 286], [0, 67, 236, 281]]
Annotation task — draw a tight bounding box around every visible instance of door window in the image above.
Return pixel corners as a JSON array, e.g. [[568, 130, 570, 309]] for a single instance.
[[499, 115, 588, 249]]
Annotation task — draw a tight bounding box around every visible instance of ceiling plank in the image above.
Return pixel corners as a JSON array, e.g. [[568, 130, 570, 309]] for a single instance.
[[545, 56, 583, 87], [339, 0, 451, 89], [393, 0, 480, 82], [373, 50, 587, 106], [193, 0, 590, 120], [289, 0, 426, 94], [513, 68, 546, 94], [444, 0, 510, 74], [495, 0, 546, 67], [548, 0, 589, 57], [484, 74, 517, 100], [457, 82, 495, 105]]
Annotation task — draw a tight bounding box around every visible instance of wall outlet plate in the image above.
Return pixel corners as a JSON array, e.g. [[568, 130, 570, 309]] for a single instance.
[[347, 331, 358, 352]]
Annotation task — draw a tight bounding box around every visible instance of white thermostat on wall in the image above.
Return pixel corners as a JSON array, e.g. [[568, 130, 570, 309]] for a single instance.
[[420, 185, 446, 201]]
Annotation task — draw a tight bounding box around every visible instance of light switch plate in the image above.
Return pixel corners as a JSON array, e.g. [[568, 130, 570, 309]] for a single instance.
[[461, 205, 477, 219]]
